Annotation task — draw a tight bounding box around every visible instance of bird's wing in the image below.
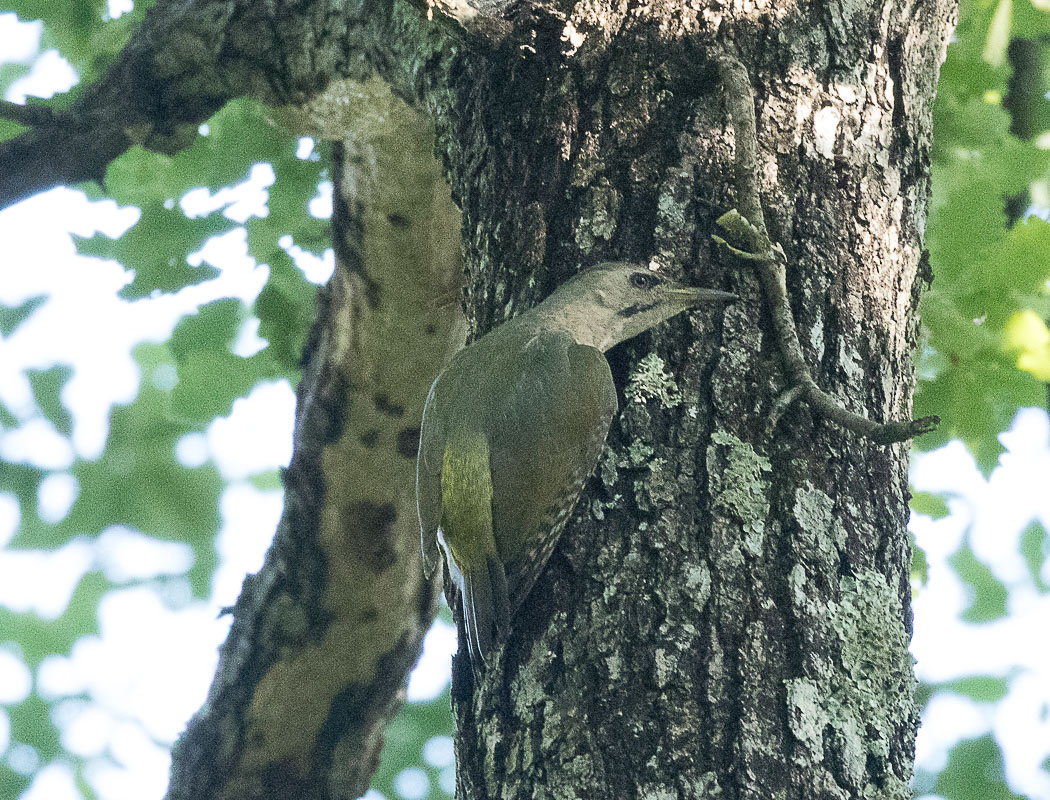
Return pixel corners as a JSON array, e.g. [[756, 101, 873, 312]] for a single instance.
[[487, 333, 618, 610], [416, 376, 444, 579], [417, 360, 511, 672], [438, 430, 510, 670]]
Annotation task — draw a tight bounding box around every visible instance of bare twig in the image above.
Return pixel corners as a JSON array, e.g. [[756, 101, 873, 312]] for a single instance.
[[713, 56, 938, 446]]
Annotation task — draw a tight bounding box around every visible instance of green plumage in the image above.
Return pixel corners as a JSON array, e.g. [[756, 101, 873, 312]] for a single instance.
[[417, 326, 617, 668]]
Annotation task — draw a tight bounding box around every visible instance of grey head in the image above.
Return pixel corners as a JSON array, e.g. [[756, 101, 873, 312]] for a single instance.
[[529, 262, 737, 351]]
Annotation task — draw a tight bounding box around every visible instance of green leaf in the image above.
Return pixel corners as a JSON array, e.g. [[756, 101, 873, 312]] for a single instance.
[[912, 351, 1041, 473], [9, 0, 153, 87], [171, 348, 265, 423], [27, 365, 73, 437], [253, 250, 316, 372], [0, 400, 17, 429], [167, 299, 280, 422], [0, 462, 44, 528], [0, 296, 46, 336], [934, 735, 1024, 800], [104, 99, 297, 207], [912, 542, 930, 588], [944, 676, 1010, 702], [6, 571, 108, 665], [0, 63, 33, 97], [372, 691, 454, 800], [1019, 521, 1049, 591], [949, 541, 1009, 622], [983, 0, 1013, 67], [7, 694, 62, 764], [910, 490, 950, 519], [0, 767, 30, 800], [247, 471, 283, 491], [74, 210, 229, 299], [169, 299, 242, 359], [18, 345, 223, 595], [0, 116, 28, 143]]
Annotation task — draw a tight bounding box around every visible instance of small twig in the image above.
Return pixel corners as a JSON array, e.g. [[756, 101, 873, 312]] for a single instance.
[[0, 99, 61, 129], [713, 56, 938, 446]]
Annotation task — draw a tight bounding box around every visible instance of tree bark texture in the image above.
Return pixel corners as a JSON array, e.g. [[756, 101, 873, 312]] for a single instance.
[[425, 2, 956, 799]]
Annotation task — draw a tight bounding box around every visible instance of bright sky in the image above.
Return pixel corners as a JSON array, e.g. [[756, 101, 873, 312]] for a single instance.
[[1, 8, 1049, 800]]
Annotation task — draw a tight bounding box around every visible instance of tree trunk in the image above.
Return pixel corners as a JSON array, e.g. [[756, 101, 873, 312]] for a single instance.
[[427, 2, 956, 798]]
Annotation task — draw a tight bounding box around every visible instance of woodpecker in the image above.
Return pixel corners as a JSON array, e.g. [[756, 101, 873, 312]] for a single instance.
[[416, 262, 735, 672]]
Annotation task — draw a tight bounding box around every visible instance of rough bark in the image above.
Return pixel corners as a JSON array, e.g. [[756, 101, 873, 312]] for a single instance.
[[425, 2, 957, 799]]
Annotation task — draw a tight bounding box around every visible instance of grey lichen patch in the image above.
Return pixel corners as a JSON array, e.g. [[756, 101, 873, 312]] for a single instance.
[[633, 457, 678, 511], [656, 186, 689, 232], [707, 431, 771, 542], [690, 773, 723, 797], [836, 570, 915, 726], [625, 440, 655, 466], [654, 647, 677, 687], [638, 785, 678, 800], [625, 353, 683, 409], [788, 563, 809, 611], [598, 446, 619, 488], [684, 563, 712, 610], [785, 569, 916, 798], [792, 483, 846, 561], [785, 678, 827, 761], [651, 133, 704, 263], [573, 179, 621, 253], [589, 497, 606, 521], [510, 636, 554, 723], [569, 130, 605, 188]]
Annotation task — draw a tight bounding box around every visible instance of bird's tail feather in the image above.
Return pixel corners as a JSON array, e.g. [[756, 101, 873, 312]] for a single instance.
[[462, 554, 510, 674]]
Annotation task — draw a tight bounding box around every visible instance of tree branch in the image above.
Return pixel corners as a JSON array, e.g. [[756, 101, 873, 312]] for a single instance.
[[713, 55, 939, 446], [0, 99, 60, 128], [0, 0, 244, 210], [0, 0, 521, 213], [166, 83, 466, 800]]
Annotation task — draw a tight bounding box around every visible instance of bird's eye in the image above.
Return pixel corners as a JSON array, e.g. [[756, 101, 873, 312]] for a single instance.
[[630, 272, 656, 290]]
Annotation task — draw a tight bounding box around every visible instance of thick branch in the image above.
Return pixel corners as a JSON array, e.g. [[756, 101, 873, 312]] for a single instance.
[[714, 56, 939, 445], [0, 99, 59, 127], [0, 1, 251, 210], [167, 81, 465, 800], [0, 0, 519, 212]]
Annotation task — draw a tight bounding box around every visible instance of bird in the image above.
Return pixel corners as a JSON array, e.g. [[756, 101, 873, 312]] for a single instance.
[[416, 262, 736, 673]]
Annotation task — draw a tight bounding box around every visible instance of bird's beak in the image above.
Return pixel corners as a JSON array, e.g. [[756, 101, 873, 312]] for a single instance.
[[667, 287, 738, 306]]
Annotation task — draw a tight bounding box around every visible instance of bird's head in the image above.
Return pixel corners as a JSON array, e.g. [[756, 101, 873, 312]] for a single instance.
[[544, 262, 737, 351]]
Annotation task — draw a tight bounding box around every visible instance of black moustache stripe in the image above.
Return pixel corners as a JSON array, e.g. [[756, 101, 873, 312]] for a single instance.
[[616, 301, 661, 318]]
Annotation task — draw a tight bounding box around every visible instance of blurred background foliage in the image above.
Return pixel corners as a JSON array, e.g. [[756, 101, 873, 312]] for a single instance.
[[0, 0, 1048, 799]]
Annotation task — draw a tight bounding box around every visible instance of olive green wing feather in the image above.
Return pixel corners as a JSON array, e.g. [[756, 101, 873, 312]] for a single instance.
[[417, 366, 511, 672], [486, 334, 617, 611], [438, 431, 510, 669]]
